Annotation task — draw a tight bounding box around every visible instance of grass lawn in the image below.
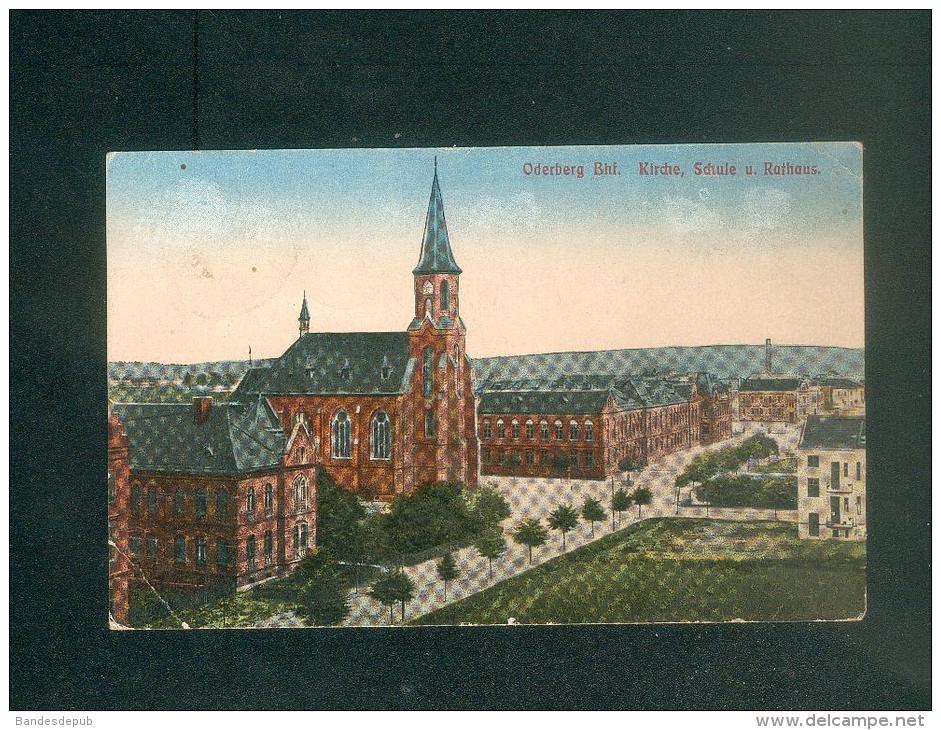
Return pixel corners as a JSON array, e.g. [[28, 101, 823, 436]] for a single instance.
[[134, 563, 380, 629], [411, 518, 866, 625]]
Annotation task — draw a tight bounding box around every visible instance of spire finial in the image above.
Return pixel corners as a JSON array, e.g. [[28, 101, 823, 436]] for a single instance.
[[434, 155, 437, 174]]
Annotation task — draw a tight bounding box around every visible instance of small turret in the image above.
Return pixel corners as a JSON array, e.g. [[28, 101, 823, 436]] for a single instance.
[[298, 291, 310, 338]]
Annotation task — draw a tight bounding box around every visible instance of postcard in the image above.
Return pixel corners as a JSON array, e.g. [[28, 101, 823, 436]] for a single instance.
[[107, 142, 865, 628]]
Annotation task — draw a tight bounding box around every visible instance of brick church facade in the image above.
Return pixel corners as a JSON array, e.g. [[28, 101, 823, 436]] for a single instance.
[[231, 163, 478, 498]]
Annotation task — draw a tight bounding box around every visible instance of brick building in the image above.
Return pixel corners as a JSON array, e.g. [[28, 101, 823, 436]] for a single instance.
[[111, 396, 317, 598], [668, 372, 732, 445], [477, 375, 705, 480], [108, 410, 132, 624], [737, 376, 821, 424], [230, 163, 478, 498], [797, 415, 866, 540]]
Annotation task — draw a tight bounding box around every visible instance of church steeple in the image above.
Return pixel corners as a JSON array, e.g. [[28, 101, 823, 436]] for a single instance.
[[298, 291, 310, 337], [413, 158, 462, 275], [411, 161, 463, 328]]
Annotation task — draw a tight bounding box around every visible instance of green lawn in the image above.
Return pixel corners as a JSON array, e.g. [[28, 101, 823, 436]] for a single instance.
[[412, 518, 866, 625]]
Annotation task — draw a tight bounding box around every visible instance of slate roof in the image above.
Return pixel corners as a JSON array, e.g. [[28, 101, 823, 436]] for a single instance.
[[478, 390, 614, 416], [413, 166, 462, 275], [815, 377, 863, 388], [799, 416, 866, 450], [739, 377, 805, 392], [231, 332, 414, 398], [113, 398, 287, 475]]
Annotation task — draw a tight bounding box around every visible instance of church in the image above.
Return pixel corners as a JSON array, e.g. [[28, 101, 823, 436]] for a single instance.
[[231, 163, 479, 499]]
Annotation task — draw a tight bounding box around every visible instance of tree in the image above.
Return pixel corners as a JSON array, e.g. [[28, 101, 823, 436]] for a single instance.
[[316, 468, 367, 561], [390, 570, 416, 622], [383, 481, 476, 556], [581, 497, 607, 537], [467, 484, 511, 530], [612, 488, 632, 529], [296, 556, 350, 626], [475, 529, 507, 581], [513, 518, 548, 564], [633, 486, 653, 517], [370, 571, 400, 624], [547, 503, 579, 550], [436, 552, 459, 600]]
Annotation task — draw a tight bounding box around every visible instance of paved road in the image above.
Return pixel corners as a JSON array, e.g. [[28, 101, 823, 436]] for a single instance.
[[254, 424, 800, 627]]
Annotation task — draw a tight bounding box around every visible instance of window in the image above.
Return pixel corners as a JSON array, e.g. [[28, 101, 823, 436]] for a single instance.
[[482, 420, 492, 439], [569, 451, 579, 468], [482, 448, 491, 464], [585, 421, 594, 442], [217, 539, 229, 566], [294, 523, 309, 558], [554, 420, 563, 440], [425, 409, 436, 438], [526, 451, 535, 466], [130, 535, 141, 557], [569, 421, 579, 441], [511, 420, 520, 439], [264, 531, 273, 566], [174, 535, 186, 564], [844, 463, 849, 477], [331, 410, 352, 458], [246, 536, 256, 569], [856, 496, 862, 515], [299, 446, 306, 462], [540, 421, 549, 440], [423, 346, 434, 397], [585, 452, 594, 467], [381, 364, 392, 380], [131, 484, 141, 516], [146, 535, 157, 559], [195, 489, 208, 518], [196, 537, 208, 565], [496, 420, 505, 439], [264, 483, 273, 515], [440, 280, 450, 310], [246, 487, 256, 516], [371, 410, 392, 459], [497, 451, 505, 466], [339, 359, 352, 381], [808, 512, 820, 537], [541, 450, 549, 465], [294, 476, 308, 509], [525, 420, 535, 439], [856, 462, 861, 480], [175, 489, 185, 516], [216, 489, 228, 520], [807, 478, 820, 497], [147, 485, 157, 516]]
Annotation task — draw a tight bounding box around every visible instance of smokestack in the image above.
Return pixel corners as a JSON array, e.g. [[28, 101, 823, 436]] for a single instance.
[[193, 396, 212, 424], [765, 338, 772, 374]]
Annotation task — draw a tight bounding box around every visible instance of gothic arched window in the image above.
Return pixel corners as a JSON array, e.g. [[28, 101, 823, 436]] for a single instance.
[[440, 280, 450, 310], [554, 420, 564, 440], [293, 475, 308, 508], [585, 420, 594, 442], [371, 410, 392, 460], [569, 420, 580, 441], [331, 410, 352, 458], [423, 346, 434, 397]]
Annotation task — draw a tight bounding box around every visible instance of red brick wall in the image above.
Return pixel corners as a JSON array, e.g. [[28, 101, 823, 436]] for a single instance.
[[108, 411, 131, 625], [739, 391, 798, 422]]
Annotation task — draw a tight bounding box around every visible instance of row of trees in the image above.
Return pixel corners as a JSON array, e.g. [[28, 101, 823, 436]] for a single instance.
[[675, 434, 779, 488]]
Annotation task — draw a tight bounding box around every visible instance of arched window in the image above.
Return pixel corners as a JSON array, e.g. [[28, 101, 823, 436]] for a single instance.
[[195, 488, 208, 517], [131, 483, 142, 516], [246, 487, 255, 515], [147, 485, 157, 516], [482, 420, 492, 439], [331, 410, 352, 458], [371, 410, 392, 460], [440, 279, 450, 310], [264, 531, 273, 566], [174, 535, 186, 564], [554, 420, 564, 440], [424, 408, 436, 438], [540, 420, 549, 439], [216, 489, 228, 519], [511, 420, 520, 439], [294, 475, 308, 508], [174, 488, 185, 516], [569, 420, 580, 440], [496, 419, 506, 439], [585, 420, 594, 442], [264, 483, 273, 515], [294, 522, 309, 557], [525, 419, 535, 439], [423, 346, 434, 397], [246, 535, 256, 569]]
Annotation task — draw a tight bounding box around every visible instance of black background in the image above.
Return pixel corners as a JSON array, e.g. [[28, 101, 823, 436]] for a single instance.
[[10, 11, 931, 710]]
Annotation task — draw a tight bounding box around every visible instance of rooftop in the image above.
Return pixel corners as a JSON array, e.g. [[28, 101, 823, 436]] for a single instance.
[[799, 415, 866, 450]]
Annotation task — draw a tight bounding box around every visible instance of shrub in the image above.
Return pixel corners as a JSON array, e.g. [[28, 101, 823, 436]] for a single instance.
[[694, 474, 796, 509], [294, 550, 350, 626]]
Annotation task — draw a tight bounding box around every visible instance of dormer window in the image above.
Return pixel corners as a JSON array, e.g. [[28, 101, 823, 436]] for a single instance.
[[380, 356, 392, 381], [340, 358, 352, 381]]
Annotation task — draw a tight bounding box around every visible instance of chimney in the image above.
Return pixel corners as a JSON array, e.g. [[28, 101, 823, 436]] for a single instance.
[[193, 396, 212, 424], [765, 338, 772, 374]]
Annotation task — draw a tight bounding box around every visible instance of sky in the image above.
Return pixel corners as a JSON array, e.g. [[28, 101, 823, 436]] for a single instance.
[[107, 142, 864, 363]]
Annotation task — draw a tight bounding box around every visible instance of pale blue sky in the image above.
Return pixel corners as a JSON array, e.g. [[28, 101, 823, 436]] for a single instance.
[[107, 143, 864, 362]]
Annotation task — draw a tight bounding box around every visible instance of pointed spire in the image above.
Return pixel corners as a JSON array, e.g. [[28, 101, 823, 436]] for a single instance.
[[413, 162, 462, 275], [298, 290, 310, 336]]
